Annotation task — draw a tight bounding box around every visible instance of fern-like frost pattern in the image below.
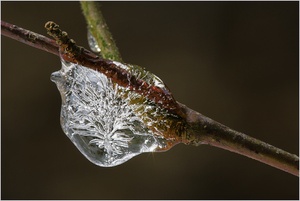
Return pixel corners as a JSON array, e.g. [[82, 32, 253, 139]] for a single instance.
[[51, 60, 170, 167]]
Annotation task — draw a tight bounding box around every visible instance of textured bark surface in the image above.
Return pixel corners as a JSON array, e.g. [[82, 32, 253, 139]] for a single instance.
[[179, 102, 299, 176], [1, 20, 59, 56]]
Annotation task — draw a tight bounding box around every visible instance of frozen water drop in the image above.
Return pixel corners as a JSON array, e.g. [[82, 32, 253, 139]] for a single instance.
[[51, 60, 176, 167], [87, 30, 101, 53]]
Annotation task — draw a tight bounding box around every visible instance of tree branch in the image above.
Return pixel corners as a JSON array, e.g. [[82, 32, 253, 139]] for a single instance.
[[180, 103, 299, 176], [1, 20, 59, 56], [80, 1, 123, 62], [44, 21, 181, 116], [1, 20, 298, 177]]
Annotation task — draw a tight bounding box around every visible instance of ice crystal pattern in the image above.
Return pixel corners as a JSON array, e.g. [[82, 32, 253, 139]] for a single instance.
[[51, 60, 170, 167]]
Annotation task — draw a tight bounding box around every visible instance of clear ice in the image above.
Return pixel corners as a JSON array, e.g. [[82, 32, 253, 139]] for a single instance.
[[51, 60, 174, 167], [87, 31, 101, 53]]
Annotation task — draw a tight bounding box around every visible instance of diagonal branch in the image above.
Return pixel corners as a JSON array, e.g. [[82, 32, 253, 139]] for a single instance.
[[1, 20, 180, 115], [1, 20, 299, 176], [44, 21, 181, 116], [180, 103, 299, 176], [1, 20, 59, 56]]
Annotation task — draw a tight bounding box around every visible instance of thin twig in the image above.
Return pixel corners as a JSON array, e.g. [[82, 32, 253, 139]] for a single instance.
[[1, 20, 298, 176], [1, 20, 59, 56], [180, 103, 299, 176], [80, 1, 123, 62]]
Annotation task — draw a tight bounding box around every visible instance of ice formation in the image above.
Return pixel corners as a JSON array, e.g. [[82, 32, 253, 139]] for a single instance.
[[87, 31, 101, 53], [51, 60, 174, 167]]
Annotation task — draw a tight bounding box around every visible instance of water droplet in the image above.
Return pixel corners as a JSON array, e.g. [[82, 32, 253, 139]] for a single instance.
[[87, 30, 101, 53]]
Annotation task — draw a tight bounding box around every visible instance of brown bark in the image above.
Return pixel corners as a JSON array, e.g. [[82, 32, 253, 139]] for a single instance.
[[2, 20, 298, 176], [1, 20, 59, 56], [179, 102, 299, 176]]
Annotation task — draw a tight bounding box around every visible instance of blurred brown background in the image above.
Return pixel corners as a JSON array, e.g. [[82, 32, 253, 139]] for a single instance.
[[1, 2, 299, 199]]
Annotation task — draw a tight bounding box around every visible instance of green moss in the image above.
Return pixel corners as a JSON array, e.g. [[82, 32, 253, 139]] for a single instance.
[[80, 1, 122, 62]]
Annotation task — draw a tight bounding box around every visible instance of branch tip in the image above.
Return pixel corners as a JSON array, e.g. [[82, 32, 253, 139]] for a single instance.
[[45, 21, 82, 58]]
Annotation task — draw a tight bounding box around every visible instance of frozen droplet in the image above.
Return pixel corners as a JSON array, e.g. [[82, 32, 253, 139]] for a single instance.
[[51, 60, 178, 167], [87, 30, 101, 53]]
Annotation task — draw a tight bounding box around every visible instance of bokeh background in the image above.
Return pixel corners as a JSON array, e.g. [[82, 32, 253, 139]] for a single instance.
[[1, 2, 299, 199]]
